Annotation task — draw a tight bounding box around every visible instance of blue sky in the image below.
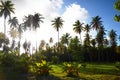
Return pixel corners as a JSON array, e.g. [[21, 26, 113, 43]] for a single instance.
[[64, 0, 120, 35]]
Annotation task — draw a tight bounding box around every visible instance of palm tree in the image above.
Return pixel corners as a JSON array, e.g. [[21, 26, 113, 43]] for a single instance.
[[96, 26, 106, 47], [18, 23, 24, 53], [51, 17, 64, 52], [24, 13, 44, 52], [8, 17, 19, 29], [73, 20, 84, 44], [91, 39, 96, 48], [0, 0, 15, 40], [9, 28, 18, 50], [83, 24, 91, 47], [91, 16, 102, 31], [96, 26, 106, 62], [84, 24, 91, 33], [109, 29, 117, 47], [60, 33, 71, 47], [33, 13, 44, 52]]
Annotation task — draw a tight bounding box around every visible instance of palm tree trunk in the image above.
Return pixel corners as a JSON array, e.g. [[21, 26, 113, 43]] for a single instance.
[[80, 33, 82, 45], [4, 18, 6, 45], [36, 32, 37, 53], [58, 29, 59, 53]]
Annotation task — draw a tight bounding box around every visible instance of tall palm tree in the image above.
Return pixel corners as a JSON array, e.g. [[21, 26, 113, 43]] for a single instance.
[[9, 28, 18, 50], [109, 29, 117, 47], [0, 0, 15, 40], [8, 17, 19, 29], [84, 24, 91, 33], [51, 17, 64, 52], [24, 13, 44, 52], [18, 23, 24, 53], [83, 24, 91, 47], [73, 20, 84, 44], [96, 26, 106, 47], [33, 13, 44, 52], [91, 16, 102, 31], [60, 33, 71, 47], [91, 39, 96, 48]]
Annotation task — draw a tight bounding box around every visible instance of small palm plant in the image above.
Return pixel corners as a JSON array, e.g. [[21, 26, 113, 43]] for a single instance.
[[63, 62, 79, 77], [35, 60, 51, 76]]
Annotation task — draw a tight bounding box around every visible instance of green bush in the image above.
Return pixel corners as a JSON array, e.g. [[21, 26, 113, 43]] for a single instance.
[[63, 62, 79, 77], [31, 60, 52, 76], [81, 63, 87, 68], [115, 62, 120, 70]]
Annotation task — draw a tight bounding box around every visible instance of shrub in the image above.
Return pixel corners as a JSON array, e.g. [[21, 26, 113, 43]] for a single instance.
[[63, 62, 79, 77], [34, 60, 51, 76], [115, 62, 120, 70], [81, 63, 87, 68]]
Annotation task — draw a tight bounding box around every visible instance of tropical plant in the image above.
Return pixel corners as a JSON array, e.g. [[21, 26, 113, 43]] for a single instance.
[[8, 17, 19, 29], [96, 26, 106, 47], [51, 17, 64, 52], [109, 29, 117, 47], [23, 41, 31, 54], [23, 13, 44, 52], [60, 33, 71, 47], [0, 0, 15, 40], [34, 60, 51, 76], [83, 24, 91, 47], [114, 0, 120, 22], [17, 23, 24, 53], [9, 28, 18, 50], [91, 16, 102, 31], [63, 62, 79, 77], [73, 20, 84, 44], [91, 39, 96, 47], [0, 32, 9, 48]]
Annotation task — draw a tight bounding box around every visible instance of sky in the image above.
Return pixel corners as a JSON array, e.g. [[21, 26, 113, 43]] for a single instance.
[[0, 0, 119, 52]]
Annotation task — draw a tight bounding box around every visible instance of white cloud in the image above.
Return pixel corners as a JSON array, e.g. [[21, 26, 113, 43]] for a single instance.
[[61, 3, 89, 40]]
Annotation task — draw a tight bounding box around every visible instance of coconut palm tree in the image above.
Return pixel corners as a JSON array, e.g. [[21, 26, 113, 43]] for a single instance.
[[91, 39, 96, 48], [33, 13, 44, 52], [0, 0, 15, 39], [96, 26, 106, 47], [73, 20, 84, 44], [83, 24, 91, 47], [8, 17, 19, 29], [51, 17, 64, 52], [60, 33, 71, 47], [9, 28, 18, 50], [23, 13, 44, 52], [91, 16, 102, 31], [83, 24, 91, 33], [17, 23, 24, 53], [109, 29, 117, 47]]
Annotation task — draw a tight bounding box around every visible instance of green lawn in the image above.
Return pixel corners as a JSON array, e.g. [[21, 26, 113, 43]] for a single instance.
[[50, 63, 120, 80], [0, 63, 120, 80]]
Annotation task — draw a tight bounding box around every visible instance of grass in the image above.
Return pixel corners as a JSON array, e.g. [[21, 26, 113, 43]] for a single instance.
[[50, 63, 120, 80], [0, 63, 120, 80]]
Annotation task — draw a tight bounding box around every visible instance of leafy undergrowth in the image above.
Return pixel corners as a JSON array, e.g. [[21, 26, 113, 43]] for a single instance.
[[50, 63, 120, 80], [0, 63, 120, 80]]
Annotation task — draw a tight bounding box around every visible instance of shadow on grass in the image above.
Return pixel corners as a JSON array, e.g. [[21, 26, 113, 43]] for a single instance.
[[79, 67, 120, 75], [36, 74, 61, 80]]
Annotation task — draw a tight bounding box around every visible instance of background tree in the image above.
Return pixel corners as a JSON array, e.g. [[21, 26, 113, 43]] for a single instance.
[[8, 17, 18, 29], [73, 20, 83, 44], [91, 16, 102, 31], [9, 28, 18, 50], [114, 0, 120, 22], [51, 17, 64, 52], [0, 0, 15, 41], [109, 29, 117, 47], [60, 33, 71, 47]]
